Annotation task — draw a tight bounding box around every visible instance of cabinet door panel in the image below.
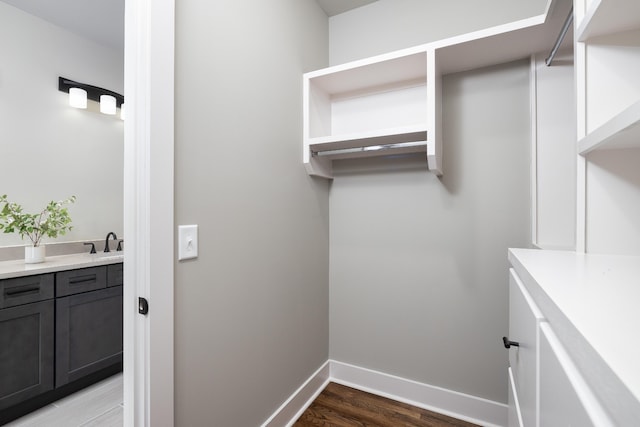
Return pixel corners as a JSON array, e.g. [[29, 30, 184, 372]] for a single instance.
[[0, 300, 54, 410], [508, 269, 545, 427], [539, 323, 613, 426], [56, 286, 122, 387]]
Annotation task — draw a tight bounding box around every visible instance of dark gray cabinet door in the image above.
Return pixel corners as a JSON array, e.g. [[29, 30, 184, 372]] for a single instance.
[[55, 286, 122, 387], [0, 300, 54, 410]]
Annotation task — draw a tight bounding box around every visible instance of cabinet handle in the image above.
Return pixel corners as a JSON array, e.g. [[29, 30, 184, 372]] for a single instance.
[[69, 274, 97, 285], [5, 286, 40, 297], [503, 336, 520, 349]]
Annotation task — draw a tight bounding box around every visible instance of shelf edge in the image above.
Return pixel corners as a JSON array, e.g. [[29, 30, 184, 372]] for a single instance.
[[578, 101, 640, 154]]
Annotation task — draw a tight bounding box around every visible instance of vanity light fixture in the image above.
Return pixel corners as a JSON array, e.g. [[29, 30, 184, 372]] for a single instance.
[[69, 87, 87, 109], [58, 77, 124, 117], [100, 94, 117, 115]]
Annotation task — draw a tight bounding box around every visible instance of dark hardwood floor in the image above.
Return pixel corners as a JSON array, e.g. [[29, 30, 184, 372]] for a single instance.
[[293, 382, 480, 427]]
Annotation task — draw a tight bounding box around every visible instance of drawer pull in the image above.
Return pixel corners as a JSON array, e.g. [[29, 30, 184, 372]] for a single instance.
[[69, 274, 97, 285], [503, 336, 520, 349], [5, 286, 40, 297]]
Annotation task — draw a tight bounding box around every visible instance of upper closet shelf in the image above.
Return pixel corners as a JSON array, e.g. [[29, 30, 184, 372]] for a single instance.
[[578, 101, 640, 154], [302, 0, 573, 179], [576, 0, 640, 41]]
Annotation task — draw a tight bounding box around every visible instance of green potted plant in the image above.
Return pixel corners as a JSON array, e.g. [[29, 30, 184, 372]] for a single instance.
[[0, 195, 76, 264]]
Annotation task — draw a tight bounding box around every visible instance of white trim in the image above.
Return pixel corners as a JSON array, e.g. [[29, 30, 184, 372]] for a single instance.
[[574, 39, 587, 253], [261, 361, 330, 427], [123, 0, 175, 426], [262, 360, 507, 427], [330, 360, 507, 427], [530, 54, 539, 247]]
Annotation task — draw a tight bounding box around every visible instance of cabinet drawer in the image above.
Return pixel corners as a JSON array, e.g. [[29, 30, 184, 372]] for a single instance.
[[539, 323, 613, 426], [0, 274, 54, 308], [107, 263, 123, 287], [56, 266, 107, 297], [508, 268, 545, 427]]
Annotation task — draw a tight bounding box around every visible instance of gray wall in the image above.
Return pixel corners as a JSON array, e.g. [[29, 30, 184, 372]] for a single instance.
[[329, 3, 534, 404], [174, 1, 329, 425], [330, 0, 547, 64]]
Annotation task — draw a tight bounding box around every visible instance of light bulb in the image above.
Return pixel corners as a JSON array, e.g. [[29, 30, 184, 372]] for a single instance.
[[69, 88, 87, 109], [120, 103, 125, 120], [100, 95, 117, 115]]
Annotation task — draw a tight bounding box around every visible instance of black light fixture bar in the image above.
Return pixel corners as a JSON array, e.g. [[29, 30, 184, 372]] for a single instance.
[[58, 76, 124, 108]]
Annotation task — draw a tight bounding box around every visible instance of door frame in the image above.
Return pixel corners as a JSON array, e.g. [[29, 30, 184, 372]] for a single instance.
[[123, 0, 175, 425]]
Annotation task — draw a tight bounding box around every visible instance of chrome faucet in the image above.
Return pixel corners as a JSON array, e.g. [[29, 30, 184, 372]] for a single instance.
[[104, 232, 118, 252]]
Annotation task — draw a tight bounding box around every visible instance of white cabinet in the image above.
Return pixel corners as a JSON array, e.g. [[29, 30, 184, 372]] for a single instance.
[[508, 248, 640, 426], [507, 269, 545, 427]]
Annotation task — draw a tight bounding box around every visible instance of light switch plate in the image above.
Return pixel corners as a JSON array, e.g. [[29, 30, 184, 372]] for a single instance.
[[178, 224, 198, 261]]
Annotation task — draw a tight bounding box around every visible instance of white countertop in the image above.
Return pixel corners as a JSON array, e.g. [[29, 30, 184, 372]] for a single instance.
[[0, 252, 124, 280], [508, 248, 640, 412]]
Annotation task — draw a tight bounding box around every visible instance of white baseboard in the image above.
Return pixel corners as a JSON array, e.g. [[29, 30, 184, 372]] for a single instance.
[[261, 360, 330, 427], [263, 359, 508, 427]]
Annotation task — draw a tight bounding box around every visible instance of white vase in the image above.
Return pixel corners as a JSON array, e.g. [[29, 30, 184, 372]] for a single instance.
[[25, 245, 46, 264]]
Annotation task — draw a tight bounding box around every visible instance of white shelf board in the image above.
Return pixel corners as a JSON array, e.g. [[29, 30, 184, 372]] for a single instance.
[[576, 0, 640, 41], [434, 0, 573, 74], [578, 100, 640, 154], [308, 124, 428, 152], [307, 49, 427, 96]]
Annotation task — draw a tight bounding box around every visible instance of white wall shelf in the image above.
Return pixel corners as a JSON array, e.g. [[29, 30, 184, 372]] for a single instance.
[[303, 0, 573, 179], [574, 0, 640, 254], [578, 100, 640, 154], [576, 0, 640, 41]]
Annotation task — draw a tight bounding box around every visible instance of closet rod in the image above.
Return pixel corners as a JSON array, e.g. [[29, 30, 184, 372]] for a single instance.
[[313, 141, 426, 157], [545, 6, 573, 66]]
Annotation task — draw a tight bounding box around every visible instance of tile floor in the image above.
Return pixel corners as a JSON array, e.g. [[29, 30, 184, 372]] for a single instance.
[[5, 373, 123, 427]]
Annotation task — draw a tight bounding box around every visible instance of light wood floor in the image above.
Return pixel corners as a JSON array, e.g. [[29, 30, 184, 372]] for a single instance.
[[294, 382, 480, 427], [4, 373, 123, 427]]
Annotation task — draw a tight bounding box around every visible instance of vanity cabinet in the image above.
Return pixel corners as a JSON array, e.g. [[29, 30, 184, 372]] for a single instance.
[[0, 274, 55, 411], [0, 262, 123, 422]]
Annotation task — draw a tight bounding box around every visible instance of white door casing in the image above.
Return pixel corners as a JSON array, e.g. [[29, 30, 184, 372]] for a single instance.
[[123, 0, 175, 425]]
